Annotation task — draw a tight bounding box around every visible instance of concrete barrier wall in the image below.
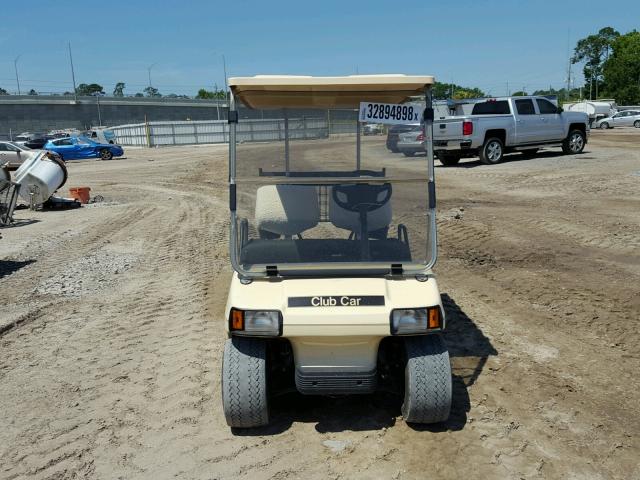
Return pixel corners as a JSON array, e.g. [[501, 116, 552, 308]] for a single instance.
[[0, 96, 227, 138], [0, 96, 360, 143]]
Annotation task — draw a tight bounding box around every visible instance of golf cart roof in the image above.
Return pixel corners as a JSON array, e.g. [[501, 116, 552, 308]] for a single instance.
[[229, 74, 435, 109]]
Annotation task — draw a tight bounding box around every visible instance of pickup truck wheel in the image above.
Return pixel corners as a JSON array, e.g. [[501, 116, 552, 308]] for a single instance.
[[439, 154, 461, 166], [479, 137, 504, 164], [634, 121, 640, 128], [402, 335, 452, 424], [599, 122, 610, 129], [222, 337, 270, 428], [562, 130, 586, 154]]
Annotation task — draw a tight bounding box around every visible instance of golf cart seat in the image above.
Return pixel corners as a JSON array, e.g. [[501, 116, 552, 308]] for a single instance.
[[329, 187, 392, 237], [255, 185, 320, 237]]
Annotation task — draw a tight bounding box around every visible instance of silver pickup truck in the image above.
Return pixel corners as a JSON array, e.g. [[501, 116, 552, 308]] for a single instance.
[[433, 96, 589, 165]]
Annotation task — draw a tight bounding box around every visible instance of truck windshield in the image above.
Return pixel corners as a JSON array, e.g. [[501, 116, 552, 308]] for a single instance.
[[471, 100, 511, 115], [232, 103, 434, 275]]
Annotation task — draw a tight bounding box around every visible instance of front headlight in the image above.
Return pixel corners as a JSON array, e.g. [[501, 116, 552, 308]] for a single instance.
[[390, 306, 443, 335], [229, 308, 282, 336]]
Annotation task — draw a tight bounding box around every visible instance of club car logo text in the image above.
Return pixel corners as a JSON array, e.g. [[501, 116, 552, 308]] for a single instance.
[[288, 296, 385, 308]]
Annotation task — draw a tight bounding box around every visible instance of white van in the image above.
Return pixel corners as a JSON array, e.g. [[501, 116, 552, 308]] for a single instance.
[[86, 128, 116, 145]]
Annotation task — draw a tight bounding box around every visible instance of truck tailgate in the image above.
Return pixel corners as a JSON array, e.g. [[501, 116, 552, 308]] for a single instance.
[[433, 118, 465, 142]]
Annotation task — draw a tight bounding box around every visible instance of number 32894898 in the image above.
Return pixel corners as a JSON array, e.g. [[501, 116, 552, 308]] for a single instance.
[[359, 102, 421, 125]]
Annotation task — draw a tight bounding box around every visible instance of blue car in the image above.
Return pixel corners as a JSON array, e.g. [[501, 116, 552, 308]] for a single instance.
[[44, 136, 124, 160]]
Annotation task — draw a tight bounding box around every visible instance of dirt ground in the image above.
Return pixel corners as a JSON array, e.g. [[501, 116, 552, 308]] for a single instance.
[[1, 129, 639, 479]]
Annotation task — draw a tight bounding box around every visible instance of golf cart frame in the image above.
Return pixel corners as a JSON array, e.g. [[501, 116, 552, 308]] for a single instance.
[[222, 75, 451, 428]]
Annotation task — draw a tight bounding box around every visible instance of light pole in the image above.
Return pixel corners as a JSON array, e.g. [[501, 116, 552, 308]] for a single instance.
[[147, 63, 157, 88], [68, 42, 78, 101], [93, 92, 104, 126], [222, 54, 228, 97], [14, 55, 21, 95]]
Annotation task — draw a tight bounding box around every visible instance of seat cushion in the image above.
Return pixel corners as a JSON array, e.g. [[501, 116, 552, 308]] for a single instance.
[[255, 185, 320, 236]]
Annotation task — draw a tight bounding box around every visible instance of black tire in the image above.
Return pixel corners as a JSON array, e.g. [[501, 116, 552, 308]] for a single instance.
[[403, 151, 416, 157], [521, 148, 538, 158], [634, 120, 640, 128], [99, 148, 113, 160], [599, 122, 609, 129], [402, 335, 452, 424], [222, 337, 269, 428], [439, 154, 461, 166], [562, 129, 586, 154], [478, 137, 504, 165]]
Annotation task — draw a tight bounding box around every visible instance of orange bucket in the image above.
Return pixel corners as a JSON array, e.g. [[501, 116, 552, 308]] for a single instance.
[[69, 187, 91, 204]]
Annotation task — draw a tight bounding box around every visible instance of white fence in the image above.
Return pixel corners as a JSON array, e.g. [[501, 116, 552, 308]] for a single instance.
[[111, 117, 331, 147]]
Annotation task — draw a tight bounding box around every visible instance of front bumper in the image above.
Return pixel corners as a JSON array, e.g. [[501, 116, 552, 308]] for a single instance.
[[225, 274, 443, 374]]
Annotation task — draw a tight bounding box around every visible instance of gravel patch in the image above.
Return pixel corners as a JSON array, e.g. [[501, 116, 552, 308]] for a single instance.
[[34, 250, 137, 297]]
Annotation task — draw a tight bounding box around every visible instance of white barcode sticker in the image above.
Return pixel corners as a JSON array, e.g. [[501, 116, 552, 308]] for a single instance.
[[359, 102, 422, 125]]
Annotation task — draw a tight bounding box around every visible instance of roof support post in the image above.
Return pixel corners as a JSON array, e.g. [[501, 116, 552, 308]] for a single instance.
[[284, 109, 290, 176], [356, 116, 361, 171]]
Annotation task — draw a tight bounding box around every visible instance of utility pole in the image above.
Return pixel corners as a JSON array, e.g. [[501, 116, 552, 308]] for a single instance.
[[566, 28, 572, 95], [506, 81, 510, 96], [214, 82, 220, 120], [93, 92, 103, 126], [14, 55, 22, 95], [68, 42, 78, 101], [147, 63, 157, 88], [222, 54, 228, 102]]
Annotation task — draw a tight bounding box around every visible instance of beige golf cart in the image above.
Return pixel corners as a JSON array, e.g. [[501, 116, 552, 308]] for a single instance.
[[222, 75, 451, 428]]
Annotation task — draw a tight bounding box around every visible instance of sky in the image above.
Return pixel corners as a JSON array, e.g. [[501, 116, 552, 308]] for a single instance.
[[0, 0, 637, 97]]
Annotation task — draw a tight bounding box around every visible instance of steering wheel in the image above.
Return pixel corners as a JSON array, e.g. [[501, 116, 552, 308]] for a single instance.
[[332, 183, 392, 260], [331, 183, 392, 213]]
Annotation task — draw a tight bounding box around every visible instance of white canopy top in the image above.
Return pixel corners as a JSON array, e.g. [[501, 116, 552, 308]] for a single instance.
[[229, 74, 435, 109]]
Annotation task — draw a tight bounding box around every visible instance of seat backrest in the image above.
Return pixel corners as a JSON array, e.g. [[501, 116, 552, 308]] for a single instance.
[[329, 187, 392, 233], [255, 185, 320, 236]]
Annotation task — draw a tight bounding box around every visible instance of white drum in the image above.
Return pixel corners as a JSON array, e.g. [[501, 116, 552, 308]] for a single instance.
[[14, 152, 67, 204]]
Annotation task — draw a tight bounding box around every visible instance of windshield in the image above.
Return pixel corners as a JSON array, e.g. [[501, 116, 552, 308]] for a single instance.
[[231, 100, 435, 276]]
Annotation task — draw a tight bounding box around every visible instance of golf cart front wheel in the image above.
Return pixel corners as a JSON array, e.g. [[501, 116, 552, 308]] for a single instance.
[[222, 337, 269, 428], [402, 335, 452, 424], [100, 148, 113, 160]]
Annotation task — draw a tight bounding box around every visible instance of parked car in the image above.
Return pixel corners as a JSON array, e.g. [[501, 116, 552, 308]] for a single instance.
[[0, 140, 59, 170], [595, 110, 640, 129], [397, 127, 425, 157], [84, 128, 117, 144], [44, 136, 124, 160], [432, 96, 589, 165], [362, 123, 383, 135], [13, 133, 50, 149], [386, 123, 419, 152]]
